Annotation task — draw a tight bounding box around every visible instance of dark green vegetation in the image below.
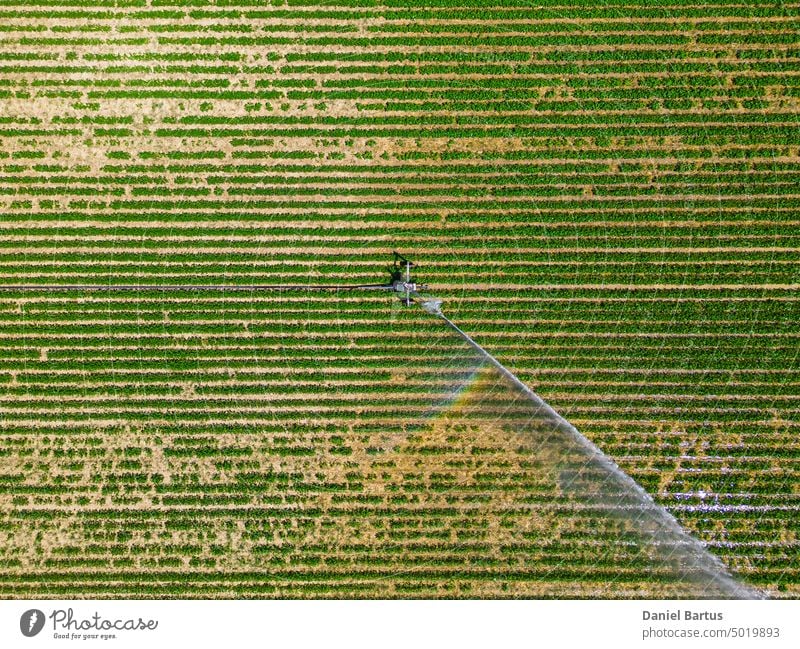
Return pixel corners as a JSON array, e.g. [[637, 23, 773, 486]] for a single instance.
[[0, 0, 798, 597]]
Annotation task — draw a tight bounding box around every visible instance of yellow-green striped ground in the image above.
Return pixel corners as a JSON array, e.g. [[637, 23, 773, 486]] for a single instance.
[[0, 0, 798, 598]]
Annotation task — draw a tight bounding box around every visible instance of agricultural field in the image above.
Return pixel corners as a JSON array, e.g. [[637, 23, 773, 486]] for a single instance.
[[0, 0, 798, 598]]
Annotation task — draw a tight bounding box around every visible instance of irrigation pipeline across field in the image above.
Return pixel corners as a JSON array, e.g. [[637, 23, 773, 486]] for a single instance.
[[0, 283, 395, 292], [417, 295, 764, 600]]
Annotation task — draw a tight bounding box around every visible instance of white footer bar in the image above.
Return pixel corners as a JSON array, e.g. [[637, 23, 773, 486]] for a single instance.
[[0, 599, 797, 649]]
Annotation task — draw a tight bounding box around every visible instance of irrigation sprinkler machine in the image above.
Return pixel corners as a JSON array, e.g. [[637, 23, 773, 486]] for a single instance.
[[388, 251, 428, 306]]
